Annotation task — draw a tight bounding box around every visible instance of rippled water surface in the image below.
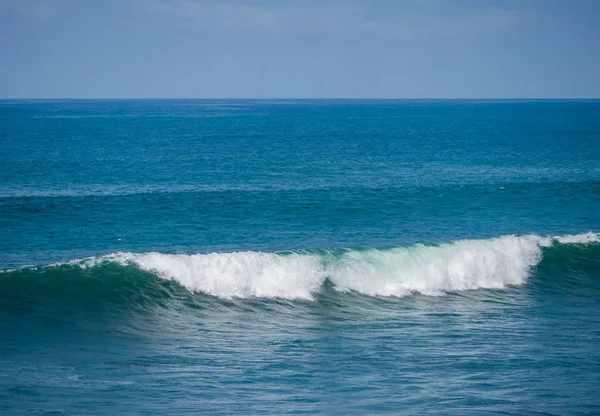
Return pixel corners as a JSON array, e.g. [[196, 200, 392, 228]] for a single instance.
[[1, 100, 600, 415]]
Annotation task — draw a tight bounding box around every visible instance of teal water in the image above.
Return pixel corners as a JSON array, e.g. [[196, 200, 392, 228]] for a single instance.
[[1, 100, 600, 414]]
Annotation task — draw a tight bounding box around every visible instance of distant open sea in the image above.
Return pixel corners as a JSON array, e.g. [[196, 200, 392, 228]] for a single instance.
[[1, 99, 600, 415]]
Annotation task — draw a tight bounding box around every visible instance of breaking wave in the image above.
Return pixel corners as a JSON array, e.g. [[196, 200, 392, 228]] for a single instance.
[[3, 233, 599, 301]]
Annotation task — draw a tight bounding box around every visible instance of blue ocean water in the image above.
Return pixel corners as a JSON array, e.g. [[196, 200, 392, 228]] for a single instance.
[[1, 99, 600, 415]]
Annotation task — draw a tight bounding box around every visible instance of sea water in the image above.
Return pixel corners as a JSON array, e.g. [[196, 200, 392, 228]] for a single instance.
[[1, 100, 600, 414]]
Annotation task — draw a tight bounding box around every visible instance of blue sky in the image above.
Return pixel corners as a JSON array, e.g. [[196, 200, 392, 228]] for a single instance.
[[1, 0, 599, 98]]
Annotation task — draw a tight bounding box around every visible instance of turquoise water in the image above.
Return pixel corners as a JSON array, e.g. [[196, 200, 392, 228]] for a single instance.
[[1, 100, 600, 414]]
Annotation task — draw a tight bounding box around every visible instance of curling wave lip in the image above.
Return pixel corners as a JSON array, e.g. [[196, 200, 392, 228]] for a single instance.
[[18, 232, 598, 301]]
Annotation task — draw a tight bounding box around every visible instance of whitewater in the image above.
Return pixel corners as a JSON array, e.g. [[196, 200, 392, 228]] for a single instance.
[[20, 233, 594, 300]]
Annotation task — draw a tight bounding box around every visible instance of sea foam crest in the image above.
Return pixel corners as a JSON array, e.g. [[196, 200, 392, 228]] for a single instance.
[[79, 232, 598, 300], [116, 251, 325, 300]]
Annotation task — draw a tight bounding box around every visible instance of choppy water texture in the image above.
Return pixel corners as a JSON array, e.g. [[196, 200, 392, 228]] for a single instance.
[[1, 100, 600, 415]]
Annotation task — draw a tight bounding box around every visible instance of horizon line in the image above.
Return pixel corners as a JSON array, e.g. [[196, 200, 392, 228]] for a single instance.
[[1, 97, 600, 101]]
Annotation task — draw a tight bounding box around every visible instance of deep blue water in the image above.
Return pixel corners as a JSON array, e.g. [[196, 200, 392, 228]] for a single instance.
[[1, 100, 600, 415]]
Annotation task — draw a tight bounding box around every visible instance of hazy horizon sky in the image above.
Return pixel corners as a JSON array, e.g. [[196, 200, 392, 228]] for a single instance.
[[1, 0, 599, 99]]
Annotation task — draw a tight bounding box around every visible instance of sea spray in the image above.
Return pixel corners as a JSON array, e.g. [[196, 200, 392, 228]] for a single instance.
[[7, 233, 598, 300]]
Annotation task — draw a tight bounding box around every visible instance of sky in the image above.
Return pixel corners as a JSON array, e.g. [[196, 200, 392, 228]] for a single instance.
[[0, 0, 599, 98]]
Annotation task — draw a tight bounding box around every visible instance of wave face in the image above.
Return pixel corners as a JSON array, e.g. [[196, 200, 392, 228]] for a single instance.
[[5, 233, 599, 301]]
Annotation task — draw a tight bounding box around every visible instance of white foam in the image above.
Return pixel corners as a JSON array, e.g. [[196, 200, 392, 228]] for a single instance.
[[56, 232, 599, 300], [552, 232, 600, 245], [328, 235, 545, 297], [115, 251, 326, 300]]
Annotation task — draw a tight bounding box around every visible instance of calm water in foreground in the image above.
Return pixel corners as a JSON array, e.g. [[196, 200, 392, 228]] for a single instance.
[[1, 100, 600, 415]]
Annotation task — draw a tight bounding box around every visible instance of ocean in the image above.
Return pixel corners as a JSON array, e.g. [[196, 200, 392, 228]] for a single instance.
[[1, 99, 599, 415]]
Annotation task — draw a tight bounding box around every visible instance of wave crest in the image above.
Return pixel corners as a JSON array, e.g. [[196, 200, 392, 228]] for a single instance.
[[53, 233, 598, 300], [114, 251, 325, 300]]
